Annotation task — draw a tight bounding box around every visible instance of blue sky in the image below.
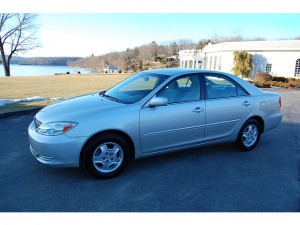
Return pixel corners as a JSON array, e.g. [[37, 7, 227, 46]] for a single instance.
[[2, 0, 298, 57], [25, 13, 300, 57]]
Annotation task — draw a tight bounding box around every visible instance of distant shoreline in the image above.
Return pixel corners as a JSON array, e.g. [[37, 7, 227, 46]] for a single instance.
[[0, 64, 97, 76], [9, 56, 82, 66]]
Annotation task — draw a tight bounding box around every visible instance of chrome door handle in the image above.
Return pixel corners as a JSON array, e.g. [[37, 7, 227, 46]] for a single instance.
[[193, 107, 204, 113], [242, 101, 251, 106]]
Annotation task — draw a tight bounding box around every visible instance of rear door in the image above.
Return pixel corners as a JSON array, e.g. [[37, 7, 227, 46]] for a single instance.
[[204, 74, 254, 142]]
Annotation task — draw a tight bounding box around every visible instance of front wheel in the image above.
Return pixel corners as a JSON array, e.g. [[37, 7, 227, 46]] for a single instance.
[[81, 133, 130, 179], [235, 119, 261, 151]]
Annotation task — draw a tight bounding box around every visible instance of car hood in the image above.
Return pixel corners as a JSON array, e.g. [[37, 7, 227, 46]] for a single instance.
[[36, 93, 122, 123]]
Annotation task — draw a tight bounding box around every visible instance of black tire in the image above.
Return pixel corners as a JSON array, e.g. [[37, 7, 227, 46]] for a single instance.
[[81, 133, 130, 179], [235, 119, 261, 151]]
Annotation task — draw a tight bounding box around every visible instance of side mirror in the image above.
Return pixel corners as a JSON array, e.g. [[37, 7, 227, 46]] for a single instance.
[[148, 97, 168, 107]]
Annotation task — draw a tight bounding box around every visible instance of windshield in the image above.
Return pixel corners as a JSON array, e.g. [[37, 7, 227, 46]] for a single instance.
[[104, 72, 169, 104]]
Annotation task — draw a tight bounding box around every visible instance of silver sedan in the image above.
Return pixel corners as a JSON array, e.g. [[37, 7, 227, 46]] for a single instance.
[[28, 69, 282, 178]]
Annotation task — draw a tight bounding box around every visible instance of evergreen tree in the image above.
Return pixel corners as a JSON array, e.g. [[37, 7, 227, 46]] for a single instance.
[[232, 51, 252, 78]]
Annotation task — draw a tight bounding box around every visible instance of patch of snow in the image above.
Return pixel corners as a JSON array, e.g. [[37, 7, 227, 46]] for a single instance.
[[0, 96, 66, 107], [270, 86, 281, 89]]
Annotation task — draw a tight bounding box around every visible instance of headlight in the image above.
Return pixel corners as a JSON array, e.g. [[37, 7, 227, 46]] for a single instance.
[[36, 121, 78, 136]]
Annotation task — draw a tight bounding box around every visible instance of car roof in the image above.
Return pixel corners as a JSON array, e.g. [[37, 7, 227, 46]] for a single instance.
[[144, 68, 237, 77], [145, 68, 201, 76]]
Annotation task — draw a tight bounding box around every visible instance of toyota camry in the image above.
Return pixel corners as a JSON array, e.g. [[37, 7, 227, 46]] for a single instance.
[[28, 69, 282, 178]]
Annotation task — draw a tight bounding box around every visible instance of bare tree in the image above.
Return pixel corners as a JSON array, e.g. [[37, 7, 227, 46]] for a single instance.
[[250, 37, 266, 41], [195, 39, 210, 50], [177, 39, 196, 50], [0, 13, 40, 76]]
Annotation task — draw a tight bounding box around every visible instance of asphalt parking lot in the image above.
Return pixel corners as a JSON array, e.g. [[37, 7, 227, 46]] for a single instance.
[[0, 87, 299, 212]]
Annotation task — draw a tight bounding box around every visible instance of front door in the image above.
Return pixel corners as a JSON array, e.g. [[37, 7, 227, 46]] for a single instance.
[[139, 74, 205, 154]]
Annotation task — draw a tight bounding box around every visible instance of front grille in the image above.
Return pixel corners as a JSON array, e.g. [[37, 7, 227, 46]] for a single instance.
[[34, 117, 42, 128]]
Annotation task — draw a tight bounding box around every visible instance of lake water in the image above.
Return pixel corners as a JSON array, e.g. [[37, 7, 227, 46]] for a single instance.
[[0, 64, 97, 76]]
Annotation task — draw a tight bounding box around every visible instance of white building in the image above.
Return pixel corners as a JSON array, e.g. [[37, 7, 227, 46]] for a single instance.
[[178, 49, 205, 69], [179, 40, 300, 78], [104, 65, 120, 73]]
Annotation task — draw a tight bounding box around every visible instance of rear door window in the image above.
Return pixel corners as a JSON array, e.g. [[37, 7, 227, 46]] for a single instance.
[[205, 75, 245, 99]]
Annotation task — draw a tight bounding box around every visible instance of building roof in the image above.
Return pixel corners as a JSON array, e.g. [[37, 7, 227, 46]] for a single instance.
[[203, 40, 300, 53]]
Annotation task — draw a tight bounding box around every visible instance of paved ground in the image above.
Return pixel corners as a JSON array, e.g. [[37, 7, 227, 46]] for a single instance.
[[0, 87, 299, 212]]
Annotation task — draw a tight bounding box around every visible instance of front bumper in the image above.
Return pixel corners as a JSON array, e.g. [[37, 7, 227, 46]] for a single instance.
[[28, 121, 86, 167]]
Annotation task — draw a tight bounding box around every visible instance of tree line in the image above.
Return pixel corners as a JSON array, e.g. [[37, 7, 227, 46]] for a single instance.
[[67, 39, 199, 73], [12, 56, 82, 66]]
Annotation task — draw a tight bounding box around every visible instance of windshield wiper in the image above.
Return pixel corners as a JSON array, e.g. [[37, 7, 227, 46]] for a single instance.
[[99, 91, 119, 102]]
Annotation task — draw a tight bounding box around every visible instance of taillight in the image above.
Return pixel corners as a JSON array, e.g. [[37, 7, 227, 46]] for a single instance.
[[279, 97, 282, 107]]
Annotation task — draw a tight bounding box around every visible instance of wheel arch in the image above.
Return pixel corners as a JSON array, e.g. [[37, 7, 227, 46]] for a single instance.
[[79, 129, 135, 167], [247, 116, 265, 133]]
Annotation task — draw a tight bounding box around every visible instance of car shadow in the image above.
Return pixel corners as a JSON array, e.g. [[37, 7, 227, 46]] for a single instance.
[[125, 142, 240, 176]]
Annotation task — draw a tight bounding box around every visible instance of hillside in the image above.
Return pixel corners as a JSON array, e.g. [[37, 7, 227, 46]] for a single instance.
[[67, 39, 197, 73]]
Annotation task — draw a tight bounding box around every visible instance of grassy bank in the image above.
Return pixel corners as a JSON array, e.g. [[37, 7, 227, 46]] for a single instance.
[[0, 74, 131, 113]]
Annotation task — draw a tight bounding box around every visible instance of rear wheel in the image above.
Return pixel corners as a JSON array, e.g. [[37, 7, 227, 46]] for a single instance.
[[235, 119, 261, 151], [82, 133, 130, 179]]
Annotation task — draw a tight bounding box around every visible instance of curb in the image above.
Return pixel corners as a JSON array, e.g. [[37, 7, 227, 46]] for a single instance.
[[0, 108, 42, 119]]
